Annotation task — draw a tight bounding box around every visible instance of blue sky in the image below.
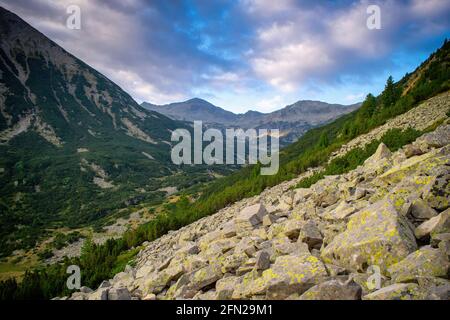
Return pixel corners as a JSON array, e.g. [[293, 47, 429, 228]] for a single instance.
[[1, 0, 449, 113]]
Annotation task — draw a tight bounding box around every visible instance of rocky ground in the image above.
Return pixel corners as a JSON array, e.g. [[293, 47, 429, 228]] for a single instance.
[[62, 117, 450, 300], [330, 91, 449, 161]]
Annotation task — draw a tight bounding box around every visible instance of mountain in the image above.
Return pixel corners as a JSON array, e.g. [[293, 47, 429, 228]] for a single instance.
[[142, 98, 237, 124], [142, 98, 360, 145], [0, 7, 229, 257]]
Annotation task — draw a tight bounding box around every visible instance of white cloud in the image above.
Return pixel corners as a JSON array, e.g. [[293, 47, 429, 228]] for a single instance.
[[255, 95, 286, 112], [244, 0, 449, 93]]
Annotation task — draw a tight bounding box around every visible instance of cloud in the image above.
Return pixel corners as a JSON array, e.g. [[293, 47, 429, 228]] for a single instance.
[[0, 0, 448, 110], [244, 0, 450, 92]]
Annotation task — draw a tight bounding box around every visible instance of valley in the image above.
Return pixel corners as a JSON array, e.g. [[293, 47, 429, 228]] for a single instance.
[[0, 4, 449, 301]]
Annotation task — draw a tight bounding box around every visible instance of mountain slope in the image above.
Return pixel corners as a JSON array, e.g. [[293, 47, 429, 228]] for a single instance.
[[64, 120, 450, 300], [0, 7, 228, 257], [142, 98, 360, 145], [142, 98, 237, 124]]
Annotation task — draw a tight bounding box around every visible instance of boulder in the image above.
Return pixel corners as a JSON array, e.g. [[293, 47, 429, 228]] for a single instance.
[[108, 287, 132, 300], [198, 231, 223, 251], [234, 237, 258, 256], [144, 264, 184, 294], [415, 209, 450, 239], [262, 214, 277, 227], [353, 187, 367, 200], [189, 264, 222, 291], [388, 246, 449, 283], [215, 276, 242, 300], [409, 199, 438, 221], [282, 219, 303, 240], [220, 252, 248, 273], [423, 174, 450, 211], [142, 293, 156, 300], [325, 201, 356, 220], [379, 151, 433, 183], [272, 237, 309, 257], [235, 204, 267, 234], [293, 188, 313, 205], [220, 221, 237, 238], [234, 254, 327, 299], [79, 286, 93, 294], [255, 251, 271, 271], [321, 200, 417, 273], [298, 220, 323, 250], [299, 279, 362, 300], [177, 242, 200, 256], [364, 143, 392, 165], [362, 283, 425, 300], [404, 144, 424, 158], [88, 288, 109, 300], [415, 125, 450, 150]]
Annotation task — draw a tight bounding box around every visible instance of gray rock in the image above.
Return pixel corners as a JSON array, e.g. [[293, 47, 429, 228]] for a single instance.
[[299, 220, 323, 250], [79, 286, 93, 294], [108, 287, 132, 300], [255, 251, 271, 270], [235, 203, 267, 233], [299, 279, 362, 300], [409, 199, 438, 221]]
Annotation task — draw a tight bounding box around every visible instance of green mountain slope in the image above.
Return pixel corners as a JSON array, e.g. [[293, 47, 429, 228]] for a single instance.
[[0, 7, 230, 257]]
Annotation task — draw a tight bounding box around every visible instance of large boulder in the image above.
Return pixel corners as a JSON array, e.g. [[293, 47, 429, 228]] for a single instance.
[[321, 200, 417, 273], [415, 208, 450, 239], [215, 276, 242, 300], [364, 143, 392, 165], [235, 204, 267, 234], [232, 254, 327, 299], [107, 287, 131, 300], [387, 246, 449, 283], [362, 283, 425, 300], [415, 125, 450, 151], [380, 149, 449, 186], [87, 287, 109, 300], [423, 174, 450, 211], [299, 279, 362, 300], [143, 264, 184, 294], [409, 199, 438, 221], [298, 220, 323, 250], [324, 201, 357, 220], [219, 252, 248, 273], [189, 264, 223, 291]]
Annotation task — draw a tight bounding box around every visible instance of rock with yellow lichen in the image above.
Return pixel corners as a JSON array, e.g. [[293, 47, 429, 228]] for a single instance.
[[232, 254, 328, 299], [362, 283, 426, 300], [321, 200, 417, 273], [387, 246, 449, 283], [299, 279, 362, 300]]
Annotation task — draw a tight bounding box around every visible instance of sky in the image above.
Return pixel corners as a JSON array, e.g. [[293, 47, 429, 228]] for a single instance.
[[1, 0, 449, 113]]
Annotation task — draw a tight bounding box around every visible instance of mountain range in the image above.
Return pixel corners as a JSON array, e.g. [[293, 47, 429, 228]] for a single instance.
[[142, 99, 360, 145], [0, 7, 231, 257]]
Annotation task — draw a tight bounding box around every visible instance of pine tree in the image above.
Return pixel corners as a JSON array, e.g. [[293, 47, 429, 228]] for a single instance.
[[318, 132, 329, 148], [382, 76, 400, 108]]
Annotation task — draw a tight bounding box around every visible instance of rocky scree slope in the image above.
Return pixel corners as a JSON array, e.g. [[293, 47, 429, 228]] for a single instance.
[[65, 117, 450, 300]]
